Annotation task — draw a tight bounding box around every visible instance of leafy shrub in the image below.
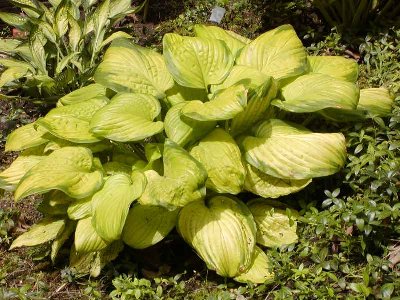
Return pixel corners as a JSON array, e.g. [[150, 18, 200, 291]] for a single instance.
[[0, 24, 394, 283], [0, 0, 145, 103]]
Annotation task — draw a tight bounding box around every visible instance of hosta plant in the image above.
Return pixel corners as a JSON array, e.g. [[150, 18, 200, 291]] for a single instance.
[[0, 24, 394, 283], [0, 0, 145, 102]]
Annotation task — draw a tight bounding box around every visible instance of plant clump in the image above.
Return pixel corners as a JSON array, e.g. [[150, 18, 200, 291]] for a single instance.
[[0, 23, 394, 283]]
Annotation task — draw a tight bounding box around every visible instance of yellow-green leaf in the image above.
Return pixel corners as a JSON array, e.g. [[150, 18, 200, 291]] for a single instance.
[[0, 155, 44, 192], [0, 66, 30, 87], [307, 56, 358, 82], [5, 123, 48, 152], [68, 197, 92, 220], [10, 217, 66, 249], [275, 73, 359, 113], [58, 84, 107, 106], [234, 246, 274, 284], [74, 217, 108, 253], [236, 24, 307, 81], [90, 93, 163, 142], [91, 172, 146, 242], [94, 38, 174, 98], [182, 84, 248, 121], [244, 162, 311, 198], [15, 147, 103, 200], [242, 119, 346, 179], [122, 204, 179, 249], [357, 88, 394, 117], [211, 65, 267, 94], [190, 129, 245, 194], [139, 140, 207, 209], [230, 77, 278, 136], [164, 102, 216, 147], [163, 33, 234, 89], [194, 24, 249, 58], [37, 97, 108, 143], [248, 198, 298, 247], [178, 196, 256, 278]]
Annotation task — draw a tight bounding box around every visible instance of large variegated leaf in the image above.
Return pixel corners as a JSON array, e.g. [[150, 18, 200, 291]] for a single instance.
[[0, 155, 44, 191], [0, 38, 22, 53], [230, 77, 277, 136], [75, 217, 108, 253], [248, 199, 298, 247], [357, 88, 394, 117], [234, 247, 274, 284], [109, 0, 132, 18], [10, 217, 66, 249], [90, 93, 164, 142], [236, 25, 307, 81], [274, 73, 359, 113], [211, 65, 267, 94], [91, 172, 146, 242], [190, 129, 245, 194], [0, 58, 34, 71], [122, 204, 179, 249], [139, 140, 207, 209], [0, 66, 30, 87], [0, 12, 27, 29], [37, 97, 108, 143], [182, 85, 247, 121], [58, 83, 107, 106], [194, 24, 250, 58], [15, 147, 103, 200], [94, 38, 174, 98], [178, 196, 257, 278], [242, 119, 346, 180], [164, 102, 216, 147], [5, 123, 48, 152], [244, 163, 311, 198], [163, 33, 234, 89], [307, 56, 358, 82]]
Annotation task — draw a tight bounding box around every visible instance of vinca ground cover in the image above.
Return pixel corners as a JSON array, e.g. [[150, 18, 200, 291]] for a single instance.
[[0, 0, 399, 299]]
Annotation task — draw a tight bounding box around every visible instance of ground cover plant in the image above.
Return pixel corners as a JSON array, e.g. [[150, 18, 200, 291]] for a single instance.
[[0, 0, 146, 104], [0, 19, 395, 291]]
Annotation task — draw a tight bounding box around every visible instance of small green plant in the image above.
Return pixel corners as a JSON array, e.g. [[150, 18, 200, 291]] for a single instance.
[[0, 0, 146, 103], [110, 275, 162, 299], [110, 273, 188, 299], [0, 24, 394, 284], [0, 208, 16, 245]]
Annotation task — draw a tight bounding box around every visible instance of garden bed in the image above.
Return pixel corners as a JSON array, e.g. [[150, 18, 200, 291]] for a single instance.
[[0, 0, 399, 299]]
